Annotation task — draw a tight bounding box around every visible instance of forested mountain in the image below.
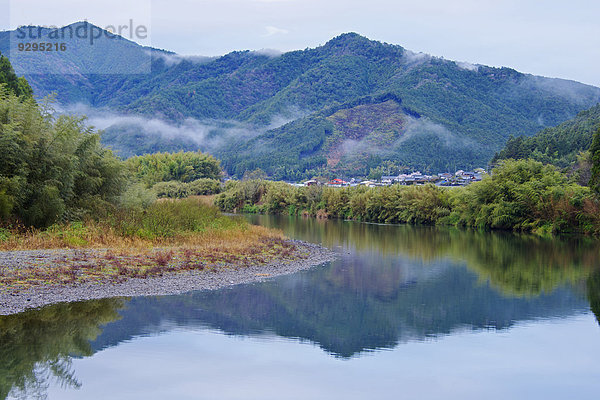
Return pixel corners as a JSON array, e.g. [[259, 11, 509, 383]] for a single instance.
[[2, 24, 600, 178], [494, 103, 600, 167], [0, 22, 168, 101]]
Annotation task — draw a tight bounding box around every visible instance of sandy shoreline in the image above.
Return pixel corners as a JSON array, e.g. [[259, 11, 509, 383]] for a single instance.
[[0, 240, 337, 315]]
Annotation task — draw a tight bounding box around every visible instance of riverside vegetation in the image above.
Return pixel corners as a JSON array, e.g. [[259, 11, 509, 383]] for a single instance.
[[0, 57, 304, 294], [216, 149, 600, 235]]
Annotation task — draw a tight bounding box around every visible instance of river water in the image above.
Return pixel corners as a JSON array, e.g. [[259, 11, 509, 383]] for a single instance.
[[2, 216, 600, 399]]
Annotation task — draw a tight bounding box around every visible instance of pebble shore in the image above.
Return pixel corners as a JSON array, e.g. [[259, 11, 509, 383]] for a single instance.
[[0, 240, 337, 315]]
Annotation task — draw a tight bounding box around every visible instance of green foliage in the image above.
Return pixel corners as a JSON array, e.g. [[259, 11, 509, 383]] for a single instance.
[[217, 159, 600, 234], [117, 198, 246, 239], [152, 178, 221, 199], [214, 180, 270, 212], [589, 127, 600, 195], [242, 168, 268, 181], [0, 51, 235, 231], [187, 178, 221, 195], [0, 89, 126, 227], [368, 161, 403, 180], [152, 181, 191, 199], [447, 159, 594, 233], [0, 53, 33, 98], [0, 227, 10, 242], [219, 115, 333, 181], [126, 151, 223, 187], [119, 183, 157, 211]]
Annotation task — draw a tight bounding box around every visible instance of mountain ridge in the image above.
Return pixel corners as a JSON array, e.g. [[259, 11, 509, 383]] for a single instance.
[[494, 103, 600, 167], [1, 24, 599, 178]]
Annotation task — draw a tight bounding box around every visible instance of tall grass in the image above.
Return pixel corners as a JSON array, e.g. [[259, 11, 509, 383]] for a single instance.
[[0, 198, 270, 251]]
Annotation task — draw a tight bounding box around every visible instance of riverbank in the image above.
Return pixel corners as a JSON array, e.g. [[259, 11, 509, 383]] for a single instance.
[[0, 240, 336, 315], [215, 160, 600, 235]]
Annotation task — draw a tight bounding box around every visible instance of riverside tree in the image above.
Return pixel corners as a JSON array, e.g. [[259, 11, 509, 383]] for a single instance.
[[589, 127, 600, 195], [0, 89, 126, 227]]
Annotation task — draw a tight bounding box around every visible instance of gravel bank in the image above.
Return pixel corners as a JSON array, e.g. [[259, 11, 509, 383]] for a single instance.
[[0, 240, 337, 315]]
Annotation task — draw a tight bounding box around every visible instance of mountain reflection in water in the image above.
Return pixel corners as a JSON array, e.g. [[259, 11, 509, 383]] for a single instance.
[[2, 217, 600, 399]]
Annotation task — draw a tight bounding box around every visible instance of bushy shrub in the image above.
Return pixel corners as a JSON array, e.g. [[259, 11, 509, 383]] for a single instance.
[[152, 181, 189, 199], [130, 198, 246, 238], [126, 151, 223, 186], [120, 183, 157, 211], [0, 89, 126, 227], [152, 179, 222, 199], [214, 180, 269, 211], [186, 178, 221, 196]]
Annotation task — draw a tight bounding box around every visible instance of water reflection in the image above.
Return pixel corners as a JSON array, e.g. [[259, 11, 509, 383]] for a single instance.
[[2, 218, 600, 399], [0, 299, 124, 400], [587, 270, 600, 324], [249, 215, 599, 296]]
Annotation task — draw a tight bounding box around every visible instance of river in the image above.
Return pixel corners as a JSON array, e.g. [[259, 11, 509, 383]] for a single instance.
[[2, 216, 600, 399]]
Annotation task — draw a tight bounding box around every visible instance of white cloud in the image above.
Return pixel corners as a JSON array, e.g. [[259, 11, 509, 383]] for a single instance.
[[403, 50, 432, 66], [53, 103, 306, 153], [250, 48, 283, 57], [456, 61, 479, 72], [144, 50, 214, 66]]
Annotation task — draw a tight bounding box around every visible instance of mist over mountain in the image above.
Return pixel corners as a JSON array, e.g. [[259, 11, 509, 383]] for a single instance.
[[2, 23, 599, 178]]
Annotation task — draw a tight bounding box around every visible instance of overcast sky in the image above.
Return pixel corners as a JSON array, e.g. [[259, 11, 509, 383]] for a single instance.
[[2, 0, 599, 86]]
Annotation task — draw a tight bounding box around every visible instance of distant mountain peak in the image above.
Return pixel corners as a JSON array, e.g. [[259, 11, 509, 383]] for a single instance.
[[328, 32, 368, 42], [320, 32, 403, 58], [66, 20, 97, 28], [45, 20, 142, 45], [325, 32, 383, 47]]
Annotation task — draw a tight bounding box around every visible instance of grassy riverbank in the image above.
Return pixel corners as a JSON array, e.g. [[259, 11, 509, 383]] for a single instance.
[[215, 159, 600, 235], [0, 198, 309, 293]]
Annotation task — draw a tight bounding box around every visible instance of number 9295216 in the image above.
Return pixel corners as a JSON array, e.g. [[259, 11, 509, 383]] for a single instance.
[[17, 42, 67, 52]]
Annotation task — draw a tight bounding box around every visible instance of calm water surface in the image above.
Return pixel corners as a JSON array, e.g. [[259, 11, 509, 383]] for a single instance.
[[2, 216, 600, 399]]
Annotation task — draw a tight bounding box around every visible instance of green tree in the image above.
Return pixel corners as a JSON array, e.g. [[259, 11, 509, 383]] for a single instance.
[[0, 54, 33, 98], [126, 151, 223, 187], [0, 89, 126, 227], [242, 168, 268, 181], [589, 127, 600, 195]]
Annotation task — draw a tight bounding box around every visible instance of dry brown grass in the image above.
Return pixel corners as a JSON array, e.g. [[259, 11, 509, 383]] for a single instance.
[[0, 224, 307, 293], [0, 197, 311, 293]]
